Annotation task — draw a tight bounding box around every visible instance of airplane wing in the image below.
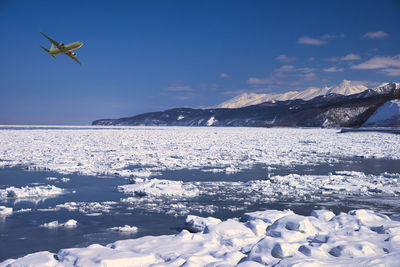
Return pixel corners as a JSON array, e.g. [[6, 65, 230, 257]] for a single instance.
[[40, 32, 62, 48], [66, 51, 82, 65]]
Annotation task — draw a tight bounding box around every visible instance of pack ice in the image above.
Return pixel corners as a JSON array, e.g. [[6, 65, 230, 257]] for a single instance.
[[1, 127, 400, 177], [2, 208, 400, 266]]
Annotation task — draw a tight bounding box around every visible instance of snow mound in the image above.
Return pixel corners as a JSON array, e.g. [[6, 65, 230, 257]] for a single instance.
[[118, 178, 199, 197], [41, 219, 77, 229], [109, 225, 138, 233], [4, 208, 400, 266], [363, 100, 400, 127], [0, 185, 66, 200]]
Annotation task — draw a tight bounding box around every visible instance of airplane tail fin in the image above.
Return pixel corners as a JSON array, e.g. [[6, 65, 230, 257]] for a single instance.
[[40, 46, 56, 58], [50, 43, 54, 51]]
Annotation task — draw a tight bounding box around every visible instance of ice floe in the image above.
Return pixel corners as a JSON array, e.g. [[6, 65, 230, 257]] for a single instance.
[[41, 219, 77, 229], [114, 171, 400, 217], [0, 206, 12, 217], [3, 208, 400, 266], [0, 127, 399, 177], [109, 225, 138, 233], [0, 185, 66, 200], [118, 178, 199, 197]]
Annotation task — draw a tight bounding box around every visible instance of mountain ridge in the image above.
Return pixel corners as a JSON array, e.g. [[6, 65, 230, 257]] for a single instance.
[[214, 80, 376, 109], [93, 82, 400, 128]]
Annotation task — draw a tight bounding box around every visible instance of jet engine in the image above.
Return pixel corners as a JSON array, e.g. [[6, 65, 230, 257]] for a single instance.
[[70, 52, 77, 57]]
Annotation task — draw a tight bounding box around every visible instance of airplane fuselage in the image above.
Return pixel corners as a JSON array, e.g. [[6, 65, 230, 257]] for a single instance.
[[49, 41, 83, 55]]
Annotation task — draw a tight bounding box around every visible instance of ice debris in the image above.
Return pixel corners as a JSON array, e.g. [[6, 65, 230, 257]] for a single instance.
[[118, 178, 199, 197], [3, 208, 400, 266], [41, 219, 77, 229], [109, 225, 138, 233]]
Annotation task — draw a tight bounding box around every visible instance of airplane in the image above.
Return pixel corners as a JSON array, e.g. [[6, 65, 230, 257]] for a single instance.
[[40, 32, 83, 65]]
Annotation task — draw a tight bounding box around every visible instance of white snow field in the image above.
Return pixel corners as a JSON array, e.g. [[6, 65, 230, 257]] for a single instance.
[[3, 209, 400, 266], [0, 126, 400, 177]]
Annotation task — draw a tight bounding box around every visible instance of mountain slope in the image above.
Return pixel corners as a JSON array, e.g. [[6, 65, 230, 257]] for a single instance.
[[93, 83, 400, 128], [363, 100, 400, 127]]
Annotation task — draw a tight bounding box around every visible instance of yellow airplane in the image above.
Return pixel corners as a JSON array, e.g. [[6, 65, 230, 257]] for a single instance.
[[40, 32, 83, 65]]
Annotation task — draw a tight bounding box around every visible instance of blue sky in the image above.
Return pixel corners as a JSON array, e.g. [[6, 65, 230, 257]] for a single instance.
[[0, 0, 399, 125]]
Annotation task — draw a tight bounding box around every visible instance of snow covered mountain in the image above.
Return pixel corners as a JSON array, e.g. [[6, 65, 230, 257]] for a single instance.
[[93, 82, 400, 128], [216, 80, 369, 108]]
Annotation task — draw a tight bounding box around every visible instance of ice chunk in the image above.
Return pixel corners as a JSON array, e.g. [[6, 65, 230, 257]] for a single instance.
[[41, 219, 77, 229], [0, 185, 65, 200], [0, 206, 12, 217], [185, 215, 222, 232], [109, 225, 138, 233], [118, 178, 199, 198]]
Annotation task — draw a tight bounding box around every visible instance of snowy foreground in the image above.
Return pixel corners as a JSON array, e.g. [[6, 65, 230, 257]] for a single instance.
[[1, 127, 400, 266], [2, 208, 400, 266], [1, 127, 400, 177]]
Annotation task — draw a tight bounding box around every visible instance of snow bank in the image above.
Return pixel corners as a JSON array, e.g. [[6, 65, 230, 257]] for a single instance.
[[0, 185, 66, 200], [364, 100, 400, 127], [4, 208, 400, 266], [118, 178, 199, 197], [41, 219, 77, 229], [0, 127, 399, 177]]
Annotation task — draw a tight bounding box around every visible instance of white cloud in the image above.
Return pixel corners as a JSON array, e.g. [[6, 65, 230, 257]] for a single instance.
[[362, 31, 388, 39], [247, 65, 317, 85], [323, 67, 344, 72], [220, 73, 230, 78], [164, 85, 193, 92], [298, 37, 327, 45], [352, 55, 400, 69], [276, 54, 296, 62], [330, 53, 361, 62], [381, 68, 400, 76], [298, 33, 345, 45]]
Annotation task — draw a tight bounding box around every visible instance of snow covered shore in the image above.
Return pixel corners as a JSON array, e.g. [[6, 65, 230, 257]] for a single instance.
[[2, 208, 400, 266], [0, 127, 400, 177]]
